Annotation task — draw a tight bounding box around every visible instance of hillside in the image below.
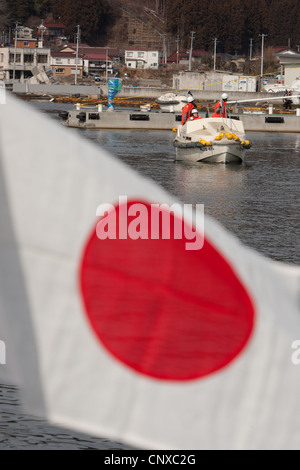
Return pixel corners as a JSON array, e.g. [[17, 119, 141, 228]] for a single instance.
[[2, 0, 300, 55]]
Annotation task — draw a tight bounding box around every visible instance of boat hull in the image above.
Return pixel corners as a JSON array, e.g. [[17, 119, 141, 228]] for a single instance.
[[174, 117, 248, 163], [175, 141, 245, 163]]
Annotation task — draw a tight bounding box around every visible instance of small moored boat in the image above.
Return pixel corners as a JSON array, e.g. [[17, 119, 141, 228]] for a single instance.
[[174, 116, 251, 163]]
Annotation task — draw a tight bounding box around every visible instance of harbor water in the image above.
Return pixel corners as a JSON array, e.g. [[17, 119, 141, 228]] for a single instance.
[[0, 101, 299, 449]]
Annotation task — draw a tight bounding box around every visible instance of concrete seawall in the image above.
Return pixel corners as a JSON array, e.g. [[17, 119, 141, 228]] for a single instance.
[[13, 82, 278, 103], [64, 110, 300, 133]]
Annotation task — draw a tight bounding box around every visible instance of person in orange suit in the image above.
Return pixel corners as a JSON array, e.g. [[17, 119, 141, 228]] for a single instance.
[[181, 95, 196, 125], [212, 93, 229, 118], [188, 108, 202, 122]]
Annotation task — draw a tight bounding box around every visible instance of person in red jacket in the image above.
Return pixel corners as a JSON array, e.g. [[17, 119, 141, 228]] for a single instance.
[[188, 108, 202, 122], [181, 95, 196, 125], [212, 93, 229, 118]]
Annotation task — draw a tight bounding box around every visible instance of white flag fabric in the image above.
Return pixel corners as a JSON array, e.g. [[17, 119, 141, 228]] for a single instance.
[[0, 95, 300, 450]]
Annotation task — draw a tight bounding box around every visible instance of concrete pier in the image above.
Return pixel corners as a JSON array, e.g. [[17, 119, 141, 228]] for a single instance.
[[63, 109, 300, 133]]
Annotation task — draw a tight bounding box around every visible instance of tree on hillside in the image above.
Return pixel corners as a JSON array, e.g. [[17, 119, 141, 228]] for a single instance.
[[6, 0, 33, 23], [52, 0, 115, 44], [0, 0, 9, 30]]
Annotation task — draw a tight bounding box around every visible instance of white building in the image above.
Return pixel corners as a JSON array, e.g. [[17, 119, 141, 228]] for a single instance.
[[276, 49, 300, 87], [0, 45, 51, 80], [124, 48, 160, 69]]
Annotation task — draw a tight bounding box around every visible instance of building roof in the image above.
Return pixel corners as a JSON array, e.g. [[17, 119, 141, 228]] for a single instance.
[[186, 49, 206, 57], [167, 49, 207, 62], [84, 53, 111, 60], [65, 43, 91, 49], [272, 46, 296, 54], [276, 49, 300, 57], [43, 23, 66, 29], [125, 48, 159, 52], [17, 38, 37, 41], [51, 51, 84, 58], [167, 52, 189, 62]]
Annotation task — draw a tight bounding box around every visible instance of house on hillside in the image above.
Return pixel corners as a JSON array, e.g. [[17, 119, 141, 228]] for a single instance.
[[59, 44, 116, 76], [167, 49, 206, 67], [50, 50, 84, 78], [37, 22, 67, 46], [274, 49, 300, 87], [124, 48, 160, 69], [17, 26, 34, 39]]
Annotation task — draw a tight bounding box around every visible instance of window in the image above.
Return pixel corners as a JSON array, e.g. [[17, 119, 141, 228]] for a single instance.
[[126, 52, 133, 57], [23, 41, 29, 47], [137, 52, 144, 58], [9, 53, 21, 63], [24, 54, 34, 63], [55, 68, 65, 73], [56, 58, 62, 63], [152, 52, 157, 57], [37, 55, 48, 64], [0, 53, 3, 62]]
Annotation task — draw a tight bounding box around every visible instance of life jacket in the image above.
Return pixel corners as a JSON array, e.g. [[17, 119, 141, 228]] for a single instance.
[[181, 103, 195, 124], [212, 100, 228, 118]]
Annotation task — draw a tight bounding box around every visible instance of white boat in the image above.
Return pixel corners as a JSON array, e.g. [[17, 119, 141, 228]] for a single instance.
[[263, 79, 300, 104], [156, 93, 188, 112], [174, 117, 251, 163]]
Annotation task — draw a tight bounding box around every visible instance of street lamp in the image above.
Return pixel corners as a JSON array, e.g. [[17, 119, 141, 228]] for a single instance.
[[38, 20, 46, 48]]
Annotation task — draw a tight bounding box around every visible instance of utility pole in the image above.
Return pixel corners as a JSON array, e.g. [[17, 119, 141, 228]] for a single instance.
[[106, 47, 108, 83], [260, 33, 267, 80], [213, 38, 218, 72], [249, 38, 253, 61], [163, 34, 167, 64], [176, 35, 180, 67], [75, 24, 80, 85], [188, 31, 195, 71], [13, 21, 19, 81]]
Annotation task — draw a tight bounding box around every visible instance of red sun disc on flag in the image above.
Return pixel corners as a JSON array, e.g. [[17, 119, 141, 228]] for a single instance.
[[80, 200, 255, 381]]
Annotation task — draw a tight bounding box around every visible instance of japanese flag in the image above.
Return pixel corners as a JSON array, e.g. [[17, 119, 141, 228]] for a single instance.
[[0, 95, 300, 450]]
